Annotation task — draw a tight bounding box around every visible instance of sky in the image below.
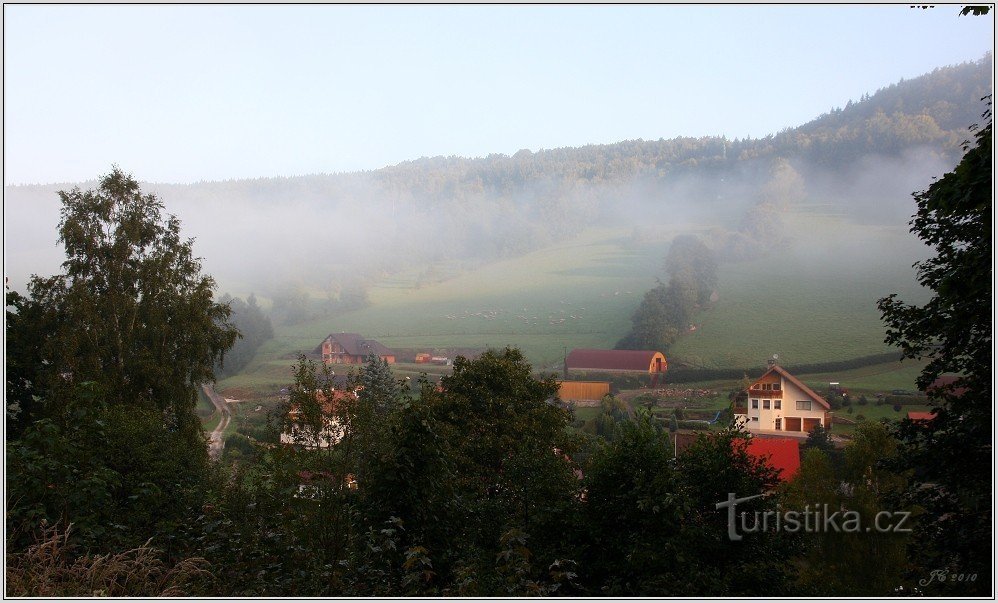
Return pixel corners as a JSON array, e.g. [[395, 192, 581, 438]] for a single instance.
[[3, 4, 994, 185]]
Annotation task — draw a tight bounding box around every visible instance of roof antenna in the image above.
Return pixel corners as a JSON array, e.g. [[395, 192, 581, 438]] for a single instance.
[[768, 354, 779, 368]]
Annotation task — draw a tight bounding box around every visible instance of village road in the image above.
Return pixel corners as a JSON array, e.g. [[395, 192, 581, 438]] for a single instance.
[[201, 384, 231, 461]]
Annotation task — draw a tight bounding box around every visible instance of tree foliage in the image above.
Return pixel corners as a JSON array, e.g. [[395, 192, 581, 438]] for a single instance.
[[6, 167, 237, 441], [617, 234, 718, 351], [216, 293, 273, 378], [6, 167, 236, 554], [877, 98, 992, 594]]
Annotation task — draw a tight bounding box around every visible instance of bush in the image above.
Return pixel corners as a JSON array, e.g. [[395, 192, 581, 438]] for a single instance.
[[666, 352, 902, 383], [6, 524, 211, 597], [223, 433, 257, 458], [884, 395, 925, 407], [676, 420, 710, 431]]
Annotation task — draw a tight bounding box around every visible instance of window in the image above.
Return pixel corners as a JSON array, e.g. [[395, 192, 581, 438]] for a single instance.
[[751, 417, 759, 421], [751, 399, 759, 409], [763, 400, 771, 409], [774, 400, 782, 410], [796, 400, 812, 411]]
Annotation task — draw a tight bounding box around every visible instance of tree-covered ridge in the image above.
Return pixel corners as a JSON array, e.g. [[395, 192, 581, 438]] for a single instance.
[[4, 56, 990, 300], [367, 54, 992, 196]]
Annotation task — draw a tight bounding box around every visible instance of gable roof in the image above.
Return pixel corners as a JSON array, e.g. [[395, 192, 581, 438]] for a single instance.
[[315, 333, 395, 357], [740, 437, 801, 482], [753, 364, 830, 410], [566, 349, 665, 372], [287, 389, 357, 419]]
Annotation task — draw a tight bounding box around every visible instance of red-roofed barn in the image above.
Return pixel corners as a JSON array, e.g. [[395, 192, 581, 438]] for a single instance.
[[565, 349, 667, 373]]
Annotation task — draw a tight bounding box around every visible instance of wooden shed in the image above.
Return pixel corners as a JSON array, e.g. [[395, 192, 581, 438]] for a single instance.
[[556, 380, 610, 401]]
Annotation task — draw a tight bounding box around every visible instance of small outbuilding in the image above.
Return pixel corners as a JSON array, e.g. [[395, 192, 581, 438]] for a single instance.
[[556, 380, 611, 402]]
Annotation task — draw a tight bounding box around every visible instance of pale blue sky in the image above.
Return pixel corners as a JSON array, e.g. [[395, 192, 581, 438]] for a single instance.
[[3, 4, 993, 185]]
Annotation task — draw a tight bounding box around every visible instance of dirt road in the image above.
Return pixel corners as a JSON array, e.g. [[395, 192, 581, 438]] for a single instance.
[[201, 384, 231, 461]]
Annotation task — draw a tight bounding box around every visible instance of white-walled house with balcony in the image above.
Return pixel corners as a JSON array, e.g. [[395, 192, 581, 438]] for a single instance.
[[734, 363, 831, 435]]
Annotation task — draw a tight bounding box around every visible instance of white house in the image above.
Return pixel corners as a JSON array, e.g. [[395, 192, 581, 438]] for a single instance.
[[734, 363, 831, 434], [280, 389, 357, 448]]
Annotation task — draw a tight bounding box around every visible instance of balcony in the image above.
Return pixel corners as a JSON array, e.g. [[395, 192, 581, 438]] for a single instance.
[[748, 388, 782, 398]]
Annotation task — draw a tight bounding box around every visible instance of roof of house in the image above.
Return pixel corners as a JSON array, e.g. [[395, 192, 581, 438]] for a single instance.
[[673, 431, 800, 482], [566, 348, 665, 371], [315, 332, 395, 357], [288, 389, 356, 418], [927, 375, 968, 398], [741, 437, 801, 482], [907, 411, 937, 422], [753, 364, 830, 410]]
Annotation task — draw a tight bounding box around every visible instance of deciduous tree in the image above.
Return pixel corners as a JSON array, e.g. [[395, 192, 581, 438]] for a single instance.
[[877, 99, 992, 594]]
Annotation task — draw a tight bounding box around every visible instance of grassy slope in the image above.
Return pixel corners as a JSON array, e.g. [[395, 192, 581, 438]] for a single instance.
[[220, 226, 674, 395], [219, 213, 930, 397], [668, 211, 929, 368]]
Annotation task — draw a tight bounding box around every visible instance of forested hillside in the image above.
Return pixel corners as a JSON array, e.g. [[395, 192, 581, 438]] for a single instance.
[[4, 55, 991, 302]]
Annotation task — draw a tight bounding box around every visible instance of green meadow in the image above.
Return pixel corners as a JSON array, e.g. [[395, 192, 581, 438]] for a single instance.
[[218, 213, 931, 398]]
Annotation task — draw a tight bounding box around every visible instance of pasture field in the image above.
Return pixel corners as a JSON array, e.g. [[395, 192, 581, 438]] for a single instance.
[[668, 213, 929, 368], [218, 214, 929, 399]]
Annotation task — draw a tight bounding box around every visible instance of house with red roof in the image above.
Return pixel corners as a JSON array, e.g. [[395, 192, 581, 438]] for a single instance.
[[907, 411, 937, 423], [734, 363, 831, 435], [565, 349, 667, 373], [927, 375, 968, 398]]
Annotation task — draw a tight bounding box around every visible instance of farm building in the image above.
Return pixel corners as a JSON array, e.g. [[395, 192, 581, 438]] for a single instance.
[[556, 380, 611, 402], [733, 363, 831, 434], [565, 349, 667, 373], [316, 333, 396, 365]]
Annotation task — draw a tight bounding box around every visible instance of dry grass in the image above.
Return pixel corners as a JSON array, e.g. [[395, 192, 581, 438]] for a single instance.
[[6, 524, 212, 597]]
